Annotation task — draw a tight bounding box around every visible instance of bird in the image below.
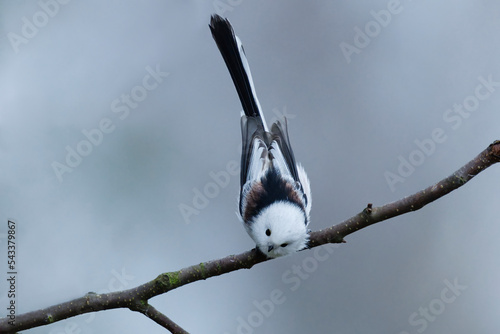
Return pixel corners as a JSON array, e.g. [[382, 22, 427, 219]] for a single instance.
[[209, 14, 311, 258]]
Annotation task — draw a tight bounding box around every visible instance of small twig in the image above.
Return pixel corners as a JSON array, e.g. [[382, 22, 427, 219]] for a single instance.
[[1, 141, 499, 333], [139, 304, 189, 334]]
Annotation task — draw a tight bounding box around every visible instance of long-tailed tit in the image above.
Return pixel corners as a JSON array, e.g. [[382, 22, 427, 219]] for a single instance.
[[209, 15, 311, 258]]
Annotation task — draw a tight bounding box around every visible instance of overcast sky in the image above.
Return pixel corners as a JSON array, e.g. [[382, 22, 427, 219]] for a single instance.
[[1, 1, 500, 333]]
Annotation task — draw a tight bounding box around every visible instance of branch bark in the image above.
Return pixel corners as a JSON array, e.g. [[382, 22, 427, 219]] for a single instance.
[[1, 141, 499, 334]]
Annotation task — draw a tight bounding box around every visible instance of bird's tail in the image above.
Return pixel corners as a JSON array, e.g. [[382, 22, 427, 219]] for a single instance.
[[209, 14, 268, 132]]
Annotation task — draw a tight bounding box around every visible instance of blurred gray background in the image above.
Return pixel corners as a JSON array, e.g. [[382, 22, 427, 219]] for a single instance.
[[1, 1, 500, 333]]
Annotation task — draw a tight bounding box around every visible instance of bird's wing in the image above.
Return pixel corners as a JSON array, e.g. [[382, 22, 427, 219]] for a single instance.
[[240, 115, 268, 187], [269, 119, 300, 183]]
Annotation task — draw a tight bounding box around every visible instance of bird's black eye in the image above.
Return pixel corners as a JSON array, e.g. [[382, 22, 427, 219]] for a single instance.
[[281, 243, 288, 248], [265, 229, 271, 236]]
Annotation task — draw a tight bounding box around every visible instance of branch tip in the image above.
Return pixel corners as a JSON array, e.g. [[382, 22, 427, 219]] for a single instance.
[[488, 140, 500, 160]]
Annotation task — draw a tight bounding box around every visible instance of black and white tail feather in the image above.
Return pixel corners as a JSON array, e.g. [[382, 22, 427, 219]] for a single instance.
[[209, 15, 311, 258]]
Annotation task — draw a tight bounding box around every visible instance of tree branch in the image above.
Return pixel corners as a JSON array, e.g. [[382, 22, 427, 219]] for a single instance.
[[1, 141, 499, 334]]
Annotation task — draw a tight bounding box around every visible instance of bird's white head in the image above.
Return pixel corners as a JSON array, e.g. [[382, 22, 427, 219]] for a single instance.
[[246, 201, 309, 258]]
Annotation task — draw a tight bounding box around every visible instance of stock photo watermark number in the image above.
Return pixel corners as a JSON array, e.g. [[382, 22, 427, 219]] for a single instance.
[[5, 220, 17, 326]]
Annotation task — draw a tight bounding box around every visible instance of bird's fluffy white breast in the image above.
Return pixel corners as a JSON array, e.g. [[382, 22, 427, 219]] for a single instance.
[[246, 201, 308, 257]]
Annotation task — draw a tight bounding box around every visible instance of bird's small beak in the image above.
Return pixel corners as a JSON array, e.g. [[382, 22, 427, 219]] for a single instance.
[[268, 244, 274, 252]]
